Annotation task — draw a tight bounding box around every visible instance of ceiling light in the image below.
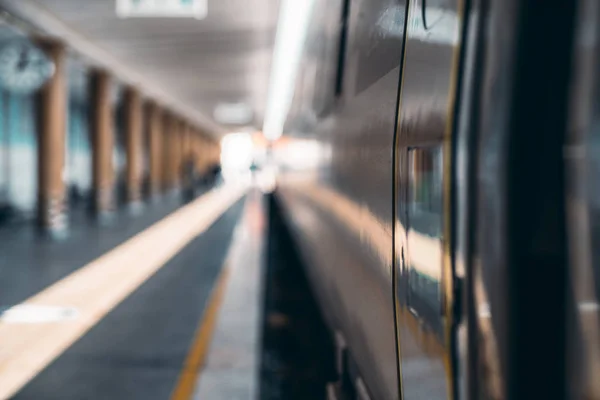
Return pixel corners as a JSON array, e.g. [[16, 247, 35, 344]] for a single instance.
[[262, 0, 315, 141], [213, 102, 254, 125]]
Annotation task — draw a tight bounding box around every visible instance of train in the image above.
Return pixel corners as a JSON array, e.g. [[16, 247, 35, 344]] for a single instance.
[[272, 0, 600, 399]]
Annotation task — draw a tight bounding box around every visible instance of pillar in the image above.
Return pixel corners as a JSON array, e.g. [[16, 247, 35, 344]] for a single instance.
[[210, 141, 218, 166], [194, 132, 204, 174], [204, 138, 212, 171], [90, 70, 114, 217], [163, 113, 179, 191], [37, 41, 67, 234], [124, 87, 143, 205], [147, 102, 162, 197], [173, 119, 183, 188], [199, 135, 209, 174], [214, 142, 219, 165], [206, 140, 213, 168], [181, 123, 191, 164], [161, 112, 171, 190]]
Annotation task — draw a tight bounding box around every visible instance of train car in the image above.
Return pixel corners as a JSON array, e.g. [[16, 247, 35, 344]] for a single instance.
[[274, 0, 599, 399]]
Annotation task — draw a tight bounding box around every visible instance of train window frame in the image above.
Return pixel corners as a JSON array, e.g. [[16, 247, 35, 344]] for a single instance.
[[310, 0, 351, 118], [334, 0, 351, 97]]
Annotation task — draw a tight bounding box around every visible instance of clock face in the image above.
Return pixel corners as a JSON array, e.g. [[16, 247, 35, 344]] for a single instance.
[[0, 41, 55, 94]]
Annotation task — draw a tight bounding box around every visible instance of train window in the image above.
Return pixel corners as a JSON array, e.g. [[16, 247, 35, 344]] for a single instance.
[[408, 146, 443, 235], [406, 146, 444, 334]]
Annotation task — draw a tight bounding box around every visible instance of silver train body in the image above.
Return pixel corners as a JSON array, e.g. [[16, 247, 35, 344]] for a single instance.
[[274, 0, 600, 399]]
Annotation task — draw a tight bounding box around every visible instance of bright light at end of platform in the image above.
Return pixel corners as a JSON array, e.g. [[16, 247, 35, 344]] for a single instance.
[[262, 0, 315, 141], [221, 133, 254, 172]]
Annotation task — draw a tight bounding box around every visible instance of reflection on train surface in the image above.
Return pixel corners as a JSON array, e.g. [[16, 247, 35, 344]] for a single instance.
[[0, 0, 597, 399]]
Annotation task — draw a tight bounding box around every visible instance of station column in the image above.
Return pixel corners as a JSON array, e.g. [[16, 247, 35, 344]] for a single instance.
[[147, 102, 162, 198], [181, 123, 190, 166], [199, 135, 209, 175], [90, 70, 114, 218], [210, 141, 219, 166], [163, 113, 179, 191], [37, 40, 67, 235], [124, 87, 143, 206], [161, 112, 170, 190], [193, 131, 204, 175], [173, 119, 183, 187]]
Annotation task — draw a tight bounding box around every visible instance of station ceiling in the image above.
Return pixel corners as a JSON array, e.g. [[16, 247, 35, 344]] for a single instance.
[[0, 0, 281, 137]]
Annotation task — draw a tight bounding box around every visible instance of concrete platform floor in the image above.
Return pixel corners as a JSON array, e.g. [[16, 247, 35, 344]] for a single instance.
[[0, 192, 200, 307], [0, 185, 261, 400]]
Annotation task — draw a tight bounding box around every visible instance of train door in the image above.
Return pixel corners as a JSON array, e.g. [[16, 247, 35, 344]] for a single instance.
[[456, 0, 576, 398], [394, 0, 464, 398], [566, 0, 600, 397]]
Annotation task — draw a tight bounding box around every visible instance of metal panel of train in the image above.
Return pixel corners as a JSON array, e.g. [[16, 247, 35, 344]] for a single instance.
[[274, 0, 599, 398]]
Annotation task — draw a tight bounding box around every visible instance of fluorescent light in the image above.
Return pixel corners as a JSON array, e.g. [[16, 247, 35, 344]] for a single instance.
[[213, 102, 254, 125], [220, 133, 254, 171], [262, 0, 315, 141]]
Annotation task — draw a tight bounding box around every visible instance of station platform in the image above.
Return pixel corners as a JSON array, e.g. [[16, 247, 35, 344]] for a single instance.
[[0, 185, 267, 400]]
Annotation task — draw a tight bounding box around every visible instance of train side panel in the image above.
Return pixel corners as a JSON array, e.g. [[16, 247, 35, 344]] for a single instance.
[[275, 0, 408, 398]]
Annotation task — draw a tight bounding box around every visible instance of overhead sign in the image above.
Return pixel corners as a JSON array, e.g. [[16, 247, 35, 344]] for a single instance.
[[116, 0, 207, 19]]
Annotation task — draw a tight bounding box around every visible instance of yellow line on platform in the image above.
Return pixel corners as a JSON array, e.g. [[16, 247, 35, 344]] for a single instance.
[[0, 185, 247, 400], [169, 265, 231, 400]]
